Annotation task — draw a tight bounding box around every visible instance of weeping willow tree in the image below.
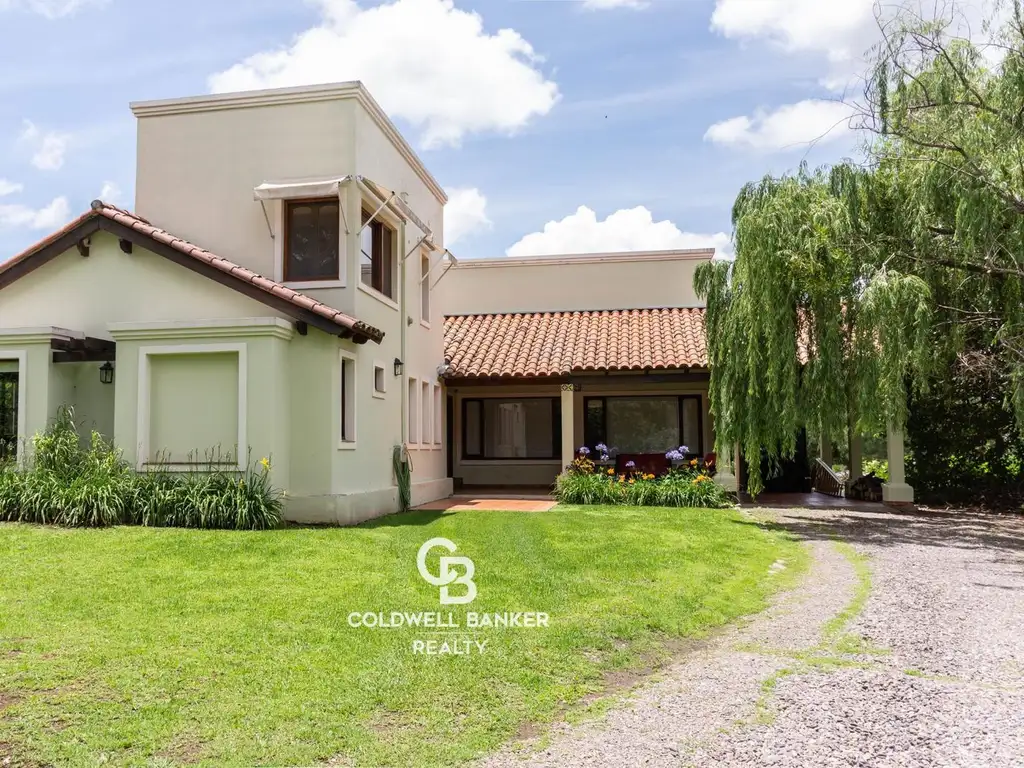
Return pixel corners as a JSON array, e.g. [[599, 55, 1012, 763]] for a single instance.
[[696, 1, 1024, 496]]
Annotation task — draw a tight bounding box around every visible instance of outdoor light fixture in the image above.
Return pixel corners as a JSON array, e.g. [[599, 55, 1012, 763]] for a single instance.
[[394, 358, 404, 377], [99, 362, 114, 385]]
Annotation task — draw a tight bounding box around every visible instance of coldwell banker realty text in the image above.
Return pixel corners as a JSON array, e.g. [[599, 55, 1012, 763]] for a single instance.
[[347, 538, 550, 655]]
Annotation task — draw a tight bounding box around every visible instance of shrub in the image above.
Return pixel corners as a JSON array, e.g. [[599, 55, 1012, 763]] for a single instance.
[[861, 458, 889, 482], [0, 406, 282, 530], [554, 465, 732, 509]]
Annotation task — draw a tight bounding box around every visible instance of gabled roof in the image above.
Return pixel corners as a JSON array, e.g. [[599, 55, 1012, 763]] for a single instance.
[[444, 308, 707, 379], [0, 200, 384, 344]]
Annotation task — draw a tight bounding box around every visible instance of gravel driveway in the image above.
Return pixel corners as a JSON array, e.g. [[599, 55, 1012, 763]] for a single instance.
[[481, 507, 1024, 768]]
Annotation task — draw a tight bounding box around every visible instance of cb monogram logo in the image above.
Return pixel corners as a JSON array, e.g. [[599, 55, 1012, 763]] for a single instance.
[[417, 537, 477, 605]]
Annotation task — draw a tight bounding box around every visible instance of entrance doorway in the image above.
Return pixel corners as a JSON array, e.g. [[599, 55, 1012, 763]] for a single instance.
[[0, 372, 18, 461], [738, 429, 812, 494]]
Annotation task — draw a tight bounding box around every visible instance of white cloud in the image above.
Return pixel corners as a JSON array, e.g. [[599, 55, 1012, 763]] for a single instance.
[[209, 0, 560, 148], [582, 0, 647, 9], [444, 187, 490, 246], [0, 196, 71, 230], [704, 99, 854, 151], [0, 0, 106, 18], [506, 206, 733, 258], [711, 0, 875, 88], [20, 120, 70, 171], [0, 179, 23, 197], [98, 180, 122, 204]]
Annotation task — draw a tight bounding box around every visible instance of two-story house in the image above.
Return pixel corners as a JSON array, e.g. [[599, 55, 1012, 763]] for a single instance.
[[0, 82, 452, 524]]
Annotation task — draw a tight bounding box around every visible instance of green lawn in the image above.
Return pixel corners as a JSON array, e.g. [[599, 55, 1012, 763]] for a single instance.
[[0, 505, 803, 767]]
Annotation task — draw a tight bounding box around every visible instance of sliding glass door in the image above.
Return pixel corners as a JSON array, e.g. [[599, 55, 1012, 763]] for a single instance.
[[0, 372, 18, 462]]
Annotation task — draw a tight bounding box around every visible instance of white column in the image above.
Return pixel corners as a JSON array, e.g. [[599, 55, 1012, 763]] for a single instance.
[[560, 384, 576, 471], [714, 444, 738, 492], [882, 424, 914, 504]]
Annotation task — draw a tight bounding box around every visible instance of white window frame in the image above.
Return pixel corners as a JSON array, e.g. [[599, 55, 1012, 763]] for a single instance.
[[420, 251, 431, 327], [274, 196, 347, 290], [408, 376, 420, 446], [136, 343, 247, 471], [372, 361, 387, 399], [421, 380, 431, 446], [434, 385, 443, 447], [339, 349, 357, 449], [357, 197, 400, 309], [0, 350, 28, 464]]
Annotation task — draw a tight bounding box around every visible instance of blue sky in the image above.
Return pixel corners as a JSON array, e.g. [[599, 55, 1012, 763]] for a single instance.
[[0, 0, 873, 261]]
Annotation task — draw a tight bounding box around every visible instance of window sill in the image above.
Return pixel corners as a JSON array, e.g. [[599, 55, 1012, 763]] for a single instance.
[[337, 441, 358, 451], [358, 283, 399, 311], [419, 319, 432, 330], [372, 390, 386, 400], [284, 279, 346, 291]]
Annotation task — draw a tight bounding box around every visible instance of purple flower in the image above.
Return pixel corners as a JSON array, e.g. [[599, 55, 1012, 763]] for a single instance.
[[666, 450, 683, 461], [595, 443, 608, 453], [679, 445, 690, 455], [625, 460, 636, 469], [600, 453, 610, 462], [577, 446, 591, 456]]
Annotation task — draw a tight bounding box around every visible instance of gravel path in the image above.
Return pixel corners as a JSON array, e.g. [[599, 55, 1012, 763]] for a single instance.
[[481, 507, 1024, 768]]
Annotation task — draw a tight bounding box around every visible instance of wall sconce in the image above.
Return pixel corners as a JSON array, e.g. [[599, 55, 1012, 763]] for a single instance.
[[99, 362, 114, 385], [393, 358, 404, 377]]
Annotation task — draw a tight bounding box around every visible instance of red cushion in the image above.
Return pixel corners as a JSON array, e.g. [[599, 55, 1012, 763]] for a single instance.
[[615, 453, 670, 476]]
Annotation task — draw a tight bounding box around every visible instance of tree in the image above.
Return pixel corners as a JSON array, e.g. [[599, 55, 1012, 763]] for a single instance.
[[697, 1, 1024, 496]]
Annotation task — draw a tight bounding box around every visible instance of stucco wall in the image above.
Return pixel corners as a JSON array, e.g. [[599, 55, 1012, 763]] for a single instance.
[[0, 234, 277, 337], [437, 251, 711, 316]]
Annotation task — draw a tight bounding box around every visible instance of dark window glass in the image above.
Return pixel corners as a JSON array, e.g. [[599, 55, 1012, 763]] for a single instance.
[[360, 208, 396, 299], [462, 398, 561, 459], [0, 372, 18, 461], [285, 200, 340, 282]]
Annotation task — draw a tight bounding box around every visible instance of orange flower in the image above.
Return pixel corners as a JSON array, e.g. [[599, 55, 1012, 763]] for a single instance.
[[690, 459, 698, 467], [628, 479, 635, 485], [607, 468, 615, 475]]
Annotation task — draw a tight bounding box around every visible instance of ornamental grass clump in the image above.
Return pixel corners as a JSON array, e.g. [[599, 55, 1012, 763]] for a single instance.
[[0, 406, 282, 530]]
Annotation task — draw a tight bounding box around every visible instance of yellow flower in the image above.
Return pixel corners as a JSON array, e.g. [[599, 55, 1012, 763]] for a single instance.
[[259, 456, 271, 470], [628, 479, 635, 485], [690, 459, 698, 467], [607, 468, 615, 475]]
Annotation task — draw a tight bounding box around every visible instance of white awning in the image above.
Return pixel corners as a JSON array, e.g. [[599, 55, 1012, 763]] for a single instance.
[[253, 176, 352, 201]]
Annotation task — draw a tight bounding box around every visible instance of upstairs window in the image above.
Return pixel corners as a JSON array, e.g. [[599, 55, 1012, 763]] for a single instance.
[[360, 208, 395, 299], [285, 200, 340, 282]]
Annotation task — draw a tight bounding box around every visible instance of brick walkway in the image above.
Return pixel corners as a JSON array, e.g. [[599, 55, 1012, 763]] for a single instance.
[[413, 496, 557, 512]]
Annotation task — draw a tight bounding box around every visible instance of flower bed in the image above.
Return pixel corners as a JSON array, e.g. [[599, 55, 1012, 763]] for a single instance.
[[555, 446, 731, 508], [0, 407, 282, 530]]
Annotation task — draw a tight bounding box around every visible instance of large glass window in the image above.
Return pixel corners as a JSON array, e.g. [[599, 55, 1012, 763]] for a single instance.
[[360, 207, 395, 299], [462, 398, 560, 459], [584, 395, 703, 456], [285, 200, 340, 282]]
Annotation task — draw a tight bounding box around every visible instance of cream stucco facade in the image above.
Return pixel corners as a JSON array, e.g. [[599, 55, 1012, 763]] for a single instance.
[[0, 80, 912, 515]]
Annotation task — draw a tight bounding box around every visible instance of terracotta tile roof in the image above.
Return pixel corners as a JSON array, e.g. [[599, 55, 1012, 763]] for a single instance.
[[0, 200, 384, 344], [444, 308, 707, 379]]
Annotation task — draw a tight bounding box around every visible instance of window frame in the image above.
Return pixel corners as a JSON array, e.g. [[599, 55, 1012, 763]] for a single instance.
[[339, 350, 357, 449], [582, 394, 704, 457], [433, 385, 443, 447], [359, 205, 397, 301], [408, 376, 420, 445], [283, 197, 343, 284], [372, 362, 387, 399], [460, 396, 562, 461], [420, 252, 431, 326]]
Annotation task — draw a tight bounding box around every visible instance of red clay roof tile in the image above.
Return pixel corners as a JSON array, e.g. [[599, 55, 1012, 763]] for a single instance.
[[444, 308, 707, 379]]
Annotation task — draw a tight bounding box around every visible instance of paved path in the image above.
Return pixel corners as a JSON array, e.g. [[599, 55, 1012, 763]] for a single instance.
[[481, 507, 1024, 768]]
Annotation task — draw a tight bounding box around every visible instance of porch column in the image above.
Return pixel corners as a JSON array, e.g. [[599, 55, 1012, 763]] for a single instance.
[[560, 384, 576, 472], [819, 434, 833, 466], [882, 424, 914, 504], [714, 444, 738, 493]]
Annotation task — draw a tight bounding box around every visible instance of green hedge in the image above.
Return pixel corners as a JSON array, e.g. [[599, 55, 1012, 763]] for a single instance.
[[554, 465, 732, 508], [0, 407, 282, 530]]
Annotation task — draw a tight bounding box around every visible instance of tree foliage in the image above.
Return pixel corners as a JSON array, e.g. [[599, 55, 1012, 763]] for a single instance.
[[697, 1, 1024, 496]]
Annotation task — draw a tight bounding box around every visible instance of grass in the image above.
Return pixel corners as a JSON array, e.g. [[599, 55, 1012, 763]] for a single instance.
[[0, 504, 801, 767]]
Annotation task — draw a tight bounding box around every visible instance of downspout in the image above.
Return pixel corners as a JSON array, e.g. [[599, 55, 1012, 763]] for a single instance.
[[400, 217, 409, 448]]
